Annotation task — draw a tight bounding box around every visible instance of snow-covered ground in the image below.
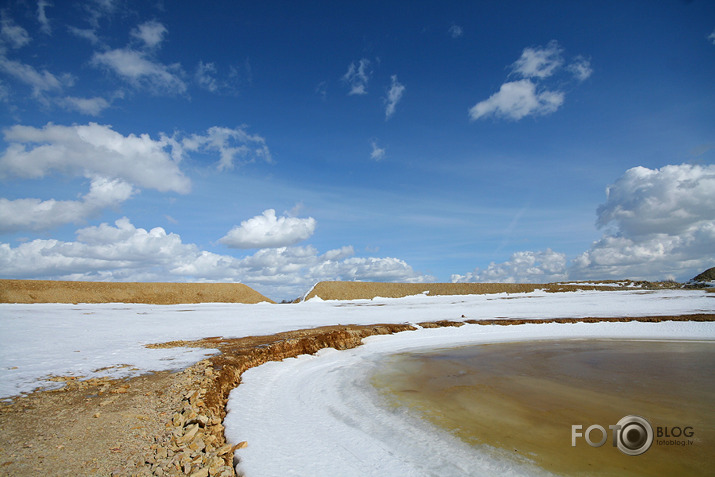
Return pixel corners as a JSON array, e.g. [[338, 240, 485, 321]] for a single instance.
[[0, 289, 712, 399], [1, 288, 713, 474]]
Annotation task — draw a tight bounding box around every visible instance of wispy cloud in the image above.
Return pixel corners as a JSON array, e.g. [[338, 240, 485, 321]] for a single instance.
[[709, 29, 715, 45], [58, 95, 111, 116], [68, 26, 100, 44], [568, 55, 593, 81], [92, 47, 187, 94], [195, 61, 218, 92], [1, 14, 31, 48], [511, 40, 563, 79], [36, 0, 52, 35], [370, 139, 385, 161], [179, 126, 272, 171], [0, 56, 72, 98], [342, 58, 371, 95], [384, 75, 405, 119], [448, 24, 463, 39]]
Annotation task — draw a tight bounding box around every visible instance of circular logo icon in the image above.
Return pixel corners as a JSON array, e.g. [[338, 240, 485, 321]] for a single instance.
[[615, 415, 653, 456]]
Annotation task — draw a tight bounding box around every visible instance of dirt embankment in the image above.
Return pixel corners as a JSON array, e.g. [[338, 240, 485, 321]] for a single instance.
[[302, 280, 682, 301], [0, 280, 274, 305]]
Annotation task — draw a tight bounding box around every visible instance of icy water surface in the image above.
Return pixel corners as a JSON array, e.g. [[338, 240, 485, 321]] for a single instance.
[[372, 340, 715, 476]]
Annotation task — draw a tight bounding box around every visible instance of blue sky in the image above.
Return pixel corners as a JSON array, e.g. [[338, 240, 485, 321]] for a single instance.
[[1, 0, 714, 300]]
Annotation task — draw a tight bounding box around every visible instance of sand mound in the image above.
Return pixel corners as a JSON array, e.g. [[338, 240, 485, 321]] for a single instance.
[[303, 281, 545, 301], [0, 280, 274, 304], [302, 280, 679, 301]]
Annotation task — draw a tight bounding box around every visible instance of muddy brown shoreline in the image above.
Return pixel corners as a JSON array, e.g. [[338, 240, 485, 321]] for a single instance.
[[1, 314, 713, 476]]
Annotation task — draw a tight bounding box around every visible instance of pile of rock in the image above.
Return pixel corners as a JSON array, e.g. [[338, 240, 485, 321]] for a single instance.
[[133, 362, 242, 477]]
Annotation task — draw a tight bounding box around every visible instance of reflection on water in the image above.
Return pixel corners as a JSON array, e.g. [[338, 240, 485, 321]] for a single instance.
[[371, 340, 715, 476]]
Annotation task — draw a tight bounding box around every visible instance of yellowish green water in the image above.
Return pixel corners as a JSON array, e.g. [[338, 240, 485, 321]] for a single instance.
[[372, 340, 715, 476]]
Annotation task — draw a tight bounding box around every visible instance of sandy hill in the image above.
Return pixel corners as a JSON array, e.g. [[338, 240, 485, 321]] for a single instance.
[[301, 280, 661, 301], [0, 280, 274, 304]]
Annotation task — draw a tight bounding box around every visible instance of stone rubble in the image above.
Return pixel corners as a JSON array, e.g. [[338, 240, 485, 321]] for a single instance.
[[123, 360, 242, 477]]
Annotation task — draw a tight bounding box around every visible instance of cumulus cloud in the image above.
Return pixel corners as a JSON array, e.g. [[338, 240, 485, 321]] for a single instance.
[[572, 164, 715, 280], [470, 40, 590, 121], [595, 164, 715, 237], [454, 164, 715, 283], [384, 75, 405, 119], [0, 122, 191, 193], [0, 218, 431, 300], [0, 177, 134, 233], [469, 79, 564, 120], [219, 209, 317, 249], [92, 47, 186, 94], [1, 15, 31, 48], [452, 249, 568, 283], [370, 139, 385, 161], [342, 58, 371, 95], [180, 126, 272, 170], [130, 20, 167, 49]]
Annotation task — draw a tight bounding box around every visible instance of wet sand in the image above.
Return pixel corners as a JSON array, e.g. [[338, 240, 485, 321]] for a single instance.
[[372, 340, 715, 476]]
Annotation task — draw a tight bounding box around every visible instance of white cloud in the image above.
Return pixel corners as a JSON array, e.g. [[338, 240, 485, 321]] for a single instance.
[[453, 164, 715, 283], [342, 58, 371, 95], [0, 218, 432, 300], [448, 24, 463, 39], [370, 139, 385, 161], [595, 164, 715, 238], [92, 48, 186, 94], [195, 61, 218, 92], [452, 249, 568, 283], [471, 41, 590, 122], [131, 20, 167, 49], [0, 177, 134, 233], [384, 75, 405, 119], [0, 122, 191, 193], [1, 15, 31, 48], [180, 126, 272, 170], [37, 0, 52, 35], [709, 29, 715, 45], [58, 96, 111, 116], [68, 26, 100, 44], [469, 79, 564, 120], [568, 55, 593, 81], [0, 56, 71, 98], [219, 209, 317, 249], [571, 164, 715, 280], [511, 40, 563, 79]]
